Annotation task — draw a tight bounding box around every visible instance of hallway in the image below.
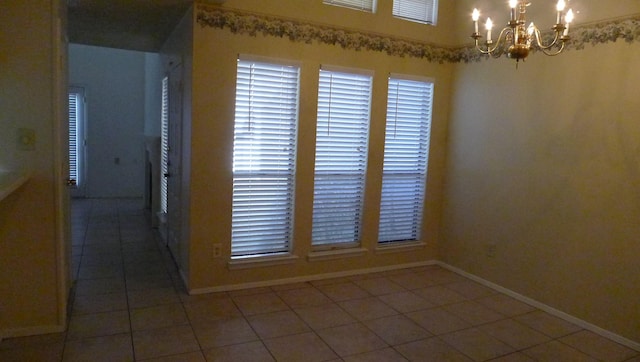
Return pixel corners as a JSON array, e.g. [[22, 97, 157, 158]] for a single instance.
[[0, 199, 638, 361]]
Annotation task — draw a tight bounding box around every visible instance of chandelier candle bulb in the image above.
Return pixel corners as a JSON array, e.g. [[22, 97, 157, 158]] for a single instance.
[[509, 0, 517, 21], [472, 8, 480, 33], [486, 18, 493, 42], [564, 9, 574, 36], [556, 0, 566, 24]]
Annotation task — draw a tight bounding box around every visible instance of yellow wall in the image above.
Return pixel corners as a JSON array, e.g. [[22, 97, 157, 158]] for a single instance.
[[0, 0, 67, 337], [445, 5, 640, 343], [183, 1, 455, 290]]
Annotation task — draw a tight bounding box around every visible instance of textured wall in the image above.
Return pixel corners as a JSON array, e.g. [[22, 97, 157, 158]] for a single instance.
[[444, 33, 640, 344]]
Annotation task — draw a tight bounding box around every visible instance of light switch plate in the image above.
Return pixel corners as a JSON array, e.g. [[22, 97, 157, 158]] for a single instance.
[[17, 128, 35, 151]]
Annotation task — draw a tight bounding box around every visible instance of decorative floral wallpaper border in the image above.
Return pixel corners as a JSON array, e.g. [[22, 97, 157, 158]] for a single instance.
[[196, 7, 640, 64]]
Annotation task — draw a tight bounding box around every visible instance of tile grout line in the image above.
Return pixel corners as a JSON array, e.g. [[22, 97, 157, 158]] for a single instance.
[[116, 199, 137, 361], [55, 199, 640, 361], [60, 199, 93, 362]]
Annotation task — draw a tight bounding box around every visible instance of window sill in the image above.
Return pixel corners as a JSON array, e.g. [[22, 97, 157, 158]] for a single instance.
[[228, 253, 299, 270], [375, 241, 426, 254], [307, 247, 368, 262]]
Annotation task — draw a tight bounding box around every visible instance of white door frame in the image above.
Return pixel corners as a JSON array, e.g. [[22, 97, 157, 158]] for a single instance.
[[52, 0, 72, 332], [166, 62, 184, 267]]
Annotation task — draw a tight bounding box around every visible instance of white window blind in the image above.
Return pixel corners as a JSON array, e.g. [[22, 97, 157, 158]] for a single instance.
[[323, 0, 376, 12], [393, 0, 438, 24], [232, 58, 300, 257], [378, 76, 433, 244], [68, 91, 81, 186], [160, 76, 169, 214], [312, 68, 372, 247]]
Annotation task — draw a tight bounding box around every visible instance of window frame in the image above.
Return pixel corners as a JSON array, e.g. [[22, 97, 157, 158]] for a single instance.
[[392, 0, 439, 25], [160, 75, 169, 215], [378, 74, 434, 245], [68, 86, 85, 192], [311, 65, 373, 250], [323, 0, 377, 13], [231, 55, 301, 259]]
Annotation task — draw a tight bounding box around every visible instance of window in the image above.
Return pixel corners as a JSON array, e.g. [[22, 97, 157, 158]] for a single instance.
[[231, 57, 300, 257], [378, 76, 433, 244], [68, 88, 84, 188], [393, 0, 438, 25], [160, 76, 169, 215], [312, 67, 372, 248], [323, 0, 376, 12]]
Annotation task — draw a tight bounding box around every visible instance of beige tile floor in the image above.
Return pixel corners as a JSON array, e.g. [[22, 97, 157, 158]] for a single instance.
[[1, 198, 639, 361]]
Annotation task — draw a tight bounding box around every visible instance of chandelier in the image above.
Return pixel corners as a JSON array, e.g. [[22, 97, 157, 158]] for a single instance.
[[471, 0, 574, 63]]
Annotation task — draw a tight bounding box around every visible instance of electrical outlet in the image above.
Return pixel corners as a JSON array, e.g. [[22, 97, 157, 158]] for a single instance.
[[212, 243, 222, 258], [486, 243, 497, 258]]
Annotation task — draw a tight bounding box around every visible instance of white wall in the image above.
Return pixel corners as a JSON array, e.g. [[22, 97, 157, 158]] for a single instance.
[[144, 53, 163, 137], [68, 44, 149, 198]]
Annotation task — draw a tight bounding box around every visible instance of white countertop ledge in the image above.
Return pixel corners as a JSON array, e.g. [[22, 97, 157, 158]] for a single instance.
[[0, 171, 31, 202]]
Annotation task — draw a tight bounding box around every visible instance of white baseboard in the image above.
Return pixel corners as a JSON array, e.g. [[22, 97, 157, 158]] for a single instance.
[[1, 324, 65, 341], [188, 260, 439, 295], [436, 261, 640, 352], [178, 267, 189, 291]]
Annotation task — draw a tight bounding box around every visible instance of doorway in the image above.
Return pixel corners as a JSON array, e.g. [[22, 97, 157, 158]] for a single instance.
[[67, 45, 163, 290], [162, 62, 184, 268]]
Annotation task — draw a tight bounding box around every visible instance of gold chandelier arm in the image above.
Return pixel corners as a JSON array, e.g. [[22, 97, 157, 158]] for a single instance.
[[532, 27, 563, 50], [539, 39, 566, 56], [474, 27, 512, 56]]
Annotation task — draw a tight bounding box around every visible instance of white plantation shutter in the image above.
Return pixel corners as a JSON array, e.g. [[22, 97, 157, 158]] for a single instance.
[[160, 76, 169, 214], [393, 0, 438, 24], [378, 76, 433, 244], [232, 58, 300, 257], [69, 92, 82, 185], [312, 68, 372, 247], [323, 0, 376, 12]]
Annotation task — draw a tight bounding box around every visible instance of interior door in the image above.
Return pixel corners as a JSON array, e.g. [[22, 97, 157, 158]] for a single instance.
[[166, 63, 183, 265]]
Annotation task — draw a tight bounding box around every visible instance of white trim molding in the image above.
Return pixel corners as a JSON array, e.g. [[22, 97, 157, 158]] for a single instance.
[[437, 261, 640, 352], [1, 324, 66, 341], [189, 260, 437, 294], [228, 254, 300, 270]]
